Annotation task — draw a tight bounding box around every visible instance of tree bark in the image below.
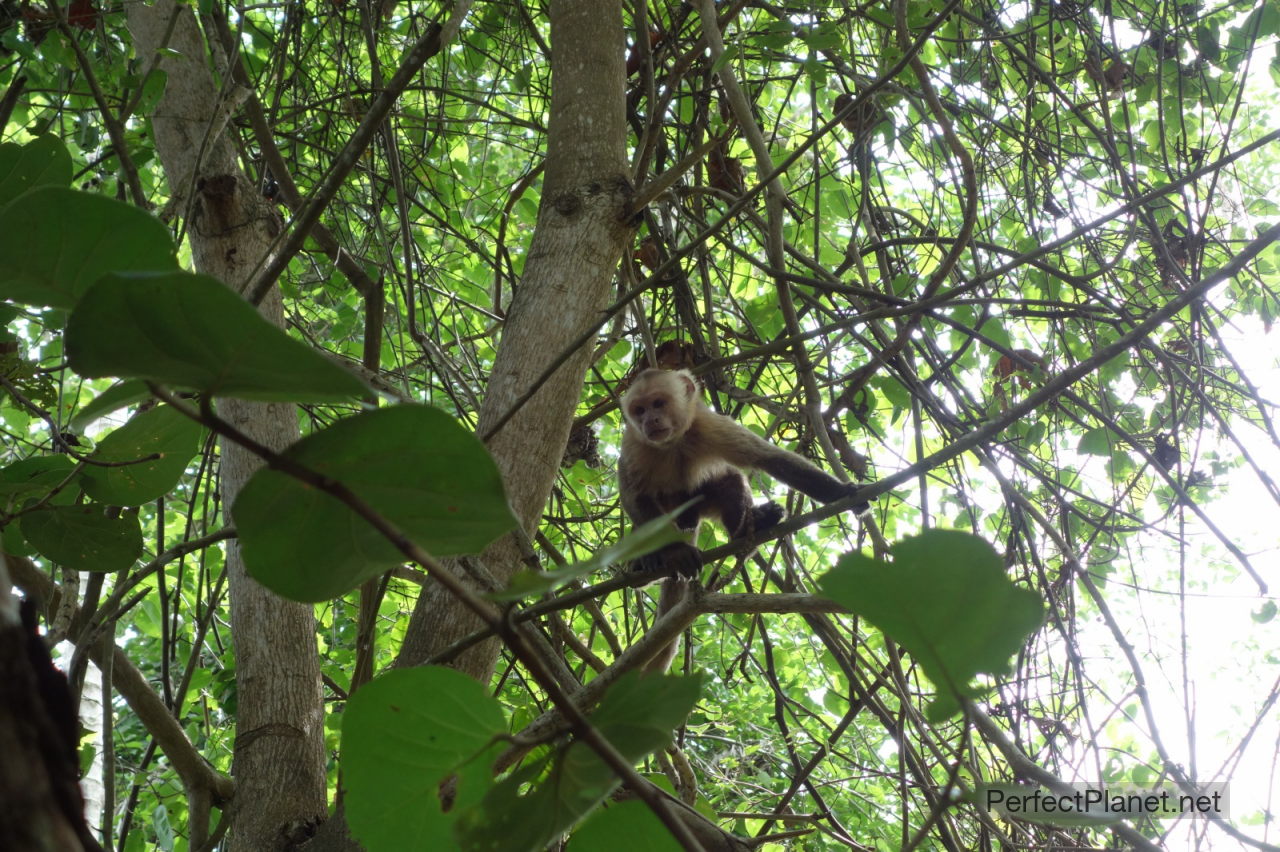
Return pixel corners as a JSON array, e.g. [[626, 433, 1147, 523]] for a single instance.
[[0, 563, 101, 852], [304, 6, 632, 844], [126, 3, 327, 848], [397, 0, 633, 678]]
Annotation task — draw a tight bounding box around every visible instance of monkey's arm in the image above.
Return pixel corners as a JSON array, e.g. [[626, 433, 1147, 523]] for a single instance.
[[620, 484, 666, 525], [708, 413, 868, 508], [619, 464, 704, 578], [620, 469, 704, 532], [756, 450, 854, 503]]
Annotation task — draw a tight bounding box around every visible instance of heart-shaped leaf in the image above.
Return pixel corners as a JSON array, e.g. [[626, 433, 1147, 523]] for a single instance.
[[820, 530, 1043, 721], [20, 505, 143, 572], [0, 187, 177, 308], [343, 667, 507, 852], [234, 405, 516, 602], [0, 135, 72, 205], [66, 271, 367, 402], [81, 405, 201, 505]]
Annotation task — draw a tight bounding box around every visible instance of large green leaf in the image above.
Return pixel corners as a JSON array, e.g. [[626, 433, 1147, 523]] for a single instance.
[[69, 380, 152, 433], [1077, 426, 1115, 457], [343, 667, 507, 852], [0, 187, 177, 308], [457, 672, 703, 852], [81, 405, 201, 506], [233, 405, 516, 602], [19, 505, 143, 572], [819, 530, 1043, 721], [0, 456, 77, 502], [567, 800, 682, 852], [0, 136, 72, 205], [66, 271, 367, 401]]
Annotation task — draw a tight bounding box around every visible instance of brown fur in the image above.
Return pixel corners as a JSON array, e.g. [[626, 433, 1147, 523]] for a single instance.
[[618, 368, 861, 672]]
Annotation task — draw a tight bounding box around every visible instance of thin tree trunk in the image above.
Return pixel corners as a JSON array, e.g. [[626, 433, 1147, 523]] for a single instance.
[[397, 0, 633, 679], [126, 3, 327, 848], [77, 659, 104, 843]]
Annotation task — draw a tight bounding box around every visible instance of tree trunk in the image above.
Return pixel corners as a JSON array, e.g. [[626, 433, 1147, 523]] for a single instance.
[[397, 0, 633, 679], [126, 4, 327, 848], [303, 2, 632, 843], [77, 659, 104, 843]]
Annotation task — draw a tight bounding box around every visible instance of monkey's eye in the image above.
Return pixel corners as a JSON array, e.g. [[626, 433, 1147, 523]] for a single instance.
[[652, 399, 665, 408], [632, 406, 644, 416]]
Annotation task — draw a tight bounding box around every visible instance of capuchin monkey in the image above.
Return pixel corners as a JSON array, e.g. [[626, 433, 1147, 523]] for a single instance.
[[618, 368, 867, 671]]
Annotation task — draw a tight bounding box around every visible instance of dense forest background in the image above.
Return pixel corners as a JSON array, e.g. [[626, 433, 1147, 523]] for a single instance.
[[1, 0, 1278, 849]]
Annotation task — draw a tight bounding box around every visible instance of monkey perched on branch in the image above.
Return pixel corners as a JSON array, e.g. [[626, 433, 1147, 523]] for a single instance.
[[618, 368, 868, 670]]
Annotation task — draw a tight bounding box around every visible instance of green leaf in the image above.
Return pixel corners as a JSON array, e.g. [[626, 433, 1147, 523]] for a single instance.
[[343, 667, 507, 852], [66, 272, 367, 401], [135, 70, 168, 117], [0, 456, 77, 501], [1195, 25, 1221, 64], [20, 505, 143, 572], [586, 672, 704, 769], [0, 136, 72, 206], [1261, 1, 1280, 37], [568, 800, 683, 851], [491, 504, 692, 602], [2, 522, 33, 558], [0, 187, 178, 308], [458, 672, 702, 852], [711, 44, 739, 74], [1024, 420, 1047, 447], [152, 804, 174, 851], [234, 405, 516, 602], [69, 381, 153, 433], [1252, 601, 1277, 623], [81, 405, 201, 506], [1076, 427, 1113, 456], [819, 530, 1043, 721], [801, 23, 842, 51]]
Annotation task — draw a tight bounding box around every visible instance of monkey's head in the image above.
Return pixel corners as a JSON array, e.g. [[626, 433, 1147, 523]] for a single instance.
[[623, 368, 698, 447]]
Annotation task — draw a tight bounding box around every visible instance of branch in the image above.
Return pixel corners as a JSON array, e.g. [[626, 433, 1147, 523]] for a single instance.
[[245, 1, 473, 305], [968, 703, 1162, 852], [204, 8, 378, 299], [865, 221, 1280, 591]]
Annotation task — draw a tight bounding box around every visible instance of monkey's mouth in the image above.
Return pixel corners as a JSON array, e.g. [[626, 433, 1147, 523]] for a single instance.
[[645, 428, 673, 444]]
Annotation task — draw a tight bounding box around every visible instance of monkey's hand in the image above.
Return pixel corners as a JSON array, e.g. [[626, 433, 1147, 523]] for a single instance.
[[748, 501, 785, 535], [632, 542, 702, 581]]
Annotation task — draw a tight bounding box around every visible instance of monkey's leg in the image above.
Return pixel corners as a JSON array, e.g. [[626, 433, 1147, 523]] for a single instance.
[[635, 542, 702, 579], [697, 471, 755, 536]]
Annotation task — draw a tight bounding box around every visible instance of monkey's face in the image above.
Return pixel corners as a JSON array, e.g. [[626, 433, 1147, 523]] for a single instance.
[[627, 391, 680, 446], [623, 370, 698, 448]]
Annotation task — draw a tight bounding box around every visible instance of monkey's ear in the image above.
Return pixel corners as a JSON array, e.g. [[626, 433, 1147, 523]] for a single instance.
[[675, 370, 698, 398]]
